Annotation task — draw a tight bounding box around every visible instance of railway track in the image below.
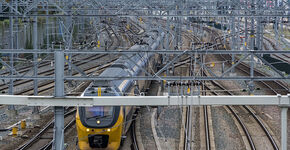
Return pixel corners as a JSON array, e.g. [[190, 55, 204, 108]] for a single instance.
[[183, 105, 210, 150], [0, 21, 141, 149], [202, 105, 211, 150], [202, 28, 277, 146], [17, 108, 76, 150], [182, 30, 214, 150], [0, 23, 119, 78], [0, 21, 126, 95], [192, 25, 282, 150], [12, 57, 116, 149], [0, 54, 107, 93], [18, 56, 118, 95], [203, 78, 279, 150], [263, 36, 290, 62], [184, 106, 192, 150], [128, 23, 285, 150], [203, 25, 288, 94], [217, 46, 289, 94], [20, 20, 141, 95], [130, 112, 139, 150], [118, 19, 145, 45]]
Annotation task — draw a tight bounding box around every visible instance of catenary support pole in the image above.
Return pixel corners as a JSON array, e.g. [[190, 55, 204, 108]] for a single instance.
[[65, 9, 72, 78], [46, 2, 49, 49], [53, 51, 65, 150], [166, 17, 170, 76], [33, 11, 39, 114], [281, 107, 288, 150], [8, 0, 15, 111], [231, 7, 235, 73]]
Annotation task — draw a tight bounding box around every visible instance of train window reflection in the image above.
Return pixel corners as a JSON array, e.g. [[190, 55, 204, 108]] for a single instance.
[[85, 106, 113, 120], [80, 106, 120, 128]]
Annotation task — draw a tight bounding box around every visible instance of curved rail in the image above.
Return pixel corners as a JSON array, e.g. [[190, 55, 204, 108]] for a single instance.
[[206, 78, 279, 150], [201, 26, 279, 150], [203, 82, 257, 150]]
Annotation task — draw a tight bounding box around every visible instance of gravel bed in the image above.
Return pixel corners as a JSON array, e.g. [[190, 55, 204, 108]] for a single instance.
[[0, 105, 34, 128], [243, 55, 290, 86], [64, 124, 78, 150], [192, 106, 200, 149], [0, 112, 54, 150], [205, 38, 287, 147], [139, 107, 157, 150], [211, 106, 246, 150], [156, 106, 181, 150]]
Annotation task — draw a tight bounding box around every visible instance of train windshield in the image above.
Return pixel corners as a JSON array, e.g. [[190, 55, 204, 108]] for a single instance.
[[80, 106, 120, 128], [85, 106, 113, 119]]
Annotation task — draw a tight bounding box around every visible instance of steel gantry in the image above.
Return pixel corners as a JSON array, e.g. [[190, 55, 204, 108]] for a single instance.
[[0, 95, 289, 149], [0, 0, 289, 150]]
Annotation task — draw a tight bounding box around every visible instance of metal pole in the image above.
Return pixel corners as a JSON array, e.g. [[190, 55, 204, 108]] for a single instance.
[[256, 0, 262, 50], [250, 0, 255, 50], [15, 1, 18, 50], [46, 2, 49, 49], [65, 9, 72, 77], [8, 0, 15, 111], [281, 107, 288, 150], [33, 11, 39, 114], [53, 51, 65, 150], [166, 17, 170, 76], [231, 5, 235, 73], [245, 15, 248, 50], [288, 0, 290, 24], [24, 20, 27, 49], [274, 0, 279, 46], [249, 0, 255, 95], [249, 52, 255, 95]]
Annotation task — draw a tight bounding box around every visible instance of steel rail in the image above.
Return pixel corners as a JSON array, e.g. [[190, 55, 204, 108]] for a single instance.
[[243, 106, 279, 150], [183, 31, 200, 150], [207, 26, 289, 93], [17, 109, 76, 150], [208, 79, 279, 150], [131, 114, 139, 150], [20, 20, 134, 95], [10, 22, 127, 150], [19, 61, 114, 95], [203, 81, 256, 150], [205, 27, 280, 150], [203, 105, 211, 150], [0, 21, 124, 95], [40, 118, 76, 150], [184, 106, 193, 150], [201, 27, 255, 150], [0, 54, 108, 92]]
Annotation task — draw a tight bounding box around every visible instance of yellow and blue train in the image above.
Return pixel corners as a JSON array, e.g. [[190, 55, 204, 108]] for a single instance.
[[76, 31, 164, 150]]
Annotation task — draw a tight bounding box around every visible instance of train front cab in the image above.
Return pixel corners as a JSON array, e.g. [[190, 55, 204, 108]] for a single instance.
[[76, 106, 124, 150]]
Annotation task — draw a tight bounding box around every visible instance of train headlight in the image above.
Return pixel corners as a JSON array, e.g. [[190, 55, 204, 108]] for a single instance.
[[107, 129, 111, 132], [87, 129, 90, 132], [97, 120, 101, 124]]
